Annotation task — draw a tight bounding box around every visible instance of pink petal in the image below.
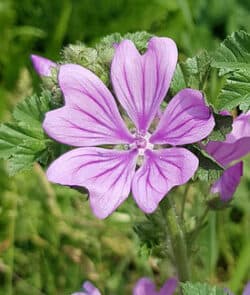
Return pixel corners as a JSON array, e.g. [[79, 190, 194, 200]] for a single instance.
[[225, 111, 250, 143], [133, 278, 156, 295], [243, 282, 250, 295], [43, 64, 134, 146], [150, 89, 215, 145], [159, 278, 178, 295], [111, 37, 177, 133], [133, 277, 178, 295], [211, 162, 243, 201], [83, 281, 101, 295], [30, 54, 56, 77], [132, 148, 199, 213], [206, 137, 250, 166], [47, 147, 137, 219]]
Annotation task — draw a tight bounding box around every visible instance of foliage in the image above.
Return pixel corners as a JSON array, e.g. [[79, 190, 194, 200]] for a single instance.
[[0, 91, 54, 175], [181, 282, 225, 295], [212, 31, 250, 111], [187, 145, 224, 183]]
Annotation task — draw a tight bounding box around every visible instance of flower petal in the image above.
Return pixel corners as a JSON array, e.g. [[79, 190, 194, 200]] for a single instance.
[[206, 137, 250, 166], [211, 162, 243, 201], [225, 111, 250, 143], [43, 64, 134, 146], [132, 148, 198, 213], [47, 147, 137, 219], [83, 281, 101, 295], [111, 37, 177, 133], [159, 278, 178, 295], [243, 281, 250, 295], [31, 54, 56, 77], [133, 277, 178, 295], [150, 89, 215, 145], [133, 278, 156, 295]]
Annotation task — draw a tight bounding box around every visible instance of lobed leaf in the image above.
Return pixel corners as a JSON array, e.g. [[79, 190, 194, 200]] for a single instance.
[[212, 31, 250, 111], [206, 113, 233, 142], [170, 50, 211, 96], [181, 282, 226, 295], [0, 91, 53, 175], [187, 145, 224, 183]]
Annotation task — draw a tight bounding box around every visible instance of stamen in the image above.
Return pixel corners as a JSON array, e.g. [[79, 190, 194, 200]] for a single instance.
[[129, 132, 154, 155]]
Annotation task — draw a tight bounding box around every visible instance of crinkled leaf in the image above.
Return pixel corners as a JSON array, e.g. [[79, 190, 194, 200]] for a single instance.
[[170, 50, 211, 96], [169, 64, 186, 96], [62, 31, 152, 84], [0, 91, 53, 175], [134, 209, 168, 257], [13, 89, 51, 123], [206, 113, 233, 141], [181, 282, 226, 295], [187, 145, 224, 183], [212, 31, 250, 111]]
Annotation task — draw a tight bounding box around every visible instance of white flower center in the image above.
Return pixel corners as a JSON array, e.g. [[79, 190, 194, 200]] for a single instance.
[[130, 132, 154, 155]]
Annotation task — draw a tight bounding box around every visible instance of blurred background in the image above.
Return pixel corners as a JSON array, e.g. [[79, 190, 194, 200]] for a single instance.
[[0, 0, 250, 294]]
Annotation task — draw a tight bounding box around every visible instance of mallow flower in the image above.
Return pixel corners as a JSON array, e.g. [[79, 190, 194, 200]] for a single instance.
[[72, 281, 101, 295], [41, 37, 215, 218], [133, 277, 178, 295], [31, 54, 56, 77], [205, 111, 250, 201], [72, 277, 178, 295]]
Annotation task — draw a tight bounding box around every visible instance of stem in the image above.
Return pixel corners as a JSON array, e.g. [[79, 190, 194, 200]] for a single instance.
[[180, 183, 191, 221], [7, 192, 18, 295], [188, 206, 210, 243], [161, 195, 190, 282]]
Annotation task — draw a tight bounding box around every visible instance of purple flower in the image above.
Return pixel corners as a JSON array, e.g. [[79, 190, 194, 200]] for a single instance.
[[71, 281, 101, 295], [224, 281, 250, 295], [31, 54, 56, 77], [43, 37, 215, 218], [205, 111, 250, 201], [243, 282, 250, 295], [133, 277, 178, 295]]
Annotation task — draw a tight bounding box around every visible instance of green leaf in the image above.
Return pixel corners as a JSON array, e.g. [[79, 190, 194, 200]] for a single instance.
[[181, 282, 226, 295], [206, 113, 233, 141], [13, 90, 51, 123], [62, 31, 152, 85], [187, 145, 224, 183], [169, 64, 186, 96], [170, 50, 211, 96], [0, 91, 52, 175], [212, 31, 250, 111]]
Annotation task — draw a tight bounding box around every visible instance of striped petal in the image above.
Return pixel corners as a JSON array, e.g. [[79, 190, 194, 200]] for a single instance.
[[206, 137, 250, 166], [31, 54, 56, 77], [159, 278, 178, 295], [47, 147, 138, 219], [133, 278, 157, 295], [43, 64, 134, 147], [132, 148, 198, 213], [211, 162, 243, 201], [133, 277, 178, 295], [225, 111, 250, 143], [150, 89, 215, 145], [111, 37, 177, 134]]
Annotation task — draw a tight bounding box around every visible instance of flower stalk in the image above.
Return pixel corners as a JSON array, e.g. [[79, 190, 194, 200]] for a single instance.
[[161, 195, 190, 283]]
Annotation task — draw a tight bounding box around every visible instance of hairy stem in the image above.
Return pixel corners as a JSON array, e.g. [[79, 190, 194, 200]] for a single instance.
[[181, 183, 191, 221], [161, 195, 190, 283]]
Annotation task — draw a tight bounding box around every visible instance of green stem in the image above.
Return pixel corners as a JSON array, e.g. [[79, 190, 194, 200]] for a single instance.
[[7, 192, 18, 295], [188, 206, 210, 242], [161, 195, 190, 282], [181, 183, 191, 221]]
